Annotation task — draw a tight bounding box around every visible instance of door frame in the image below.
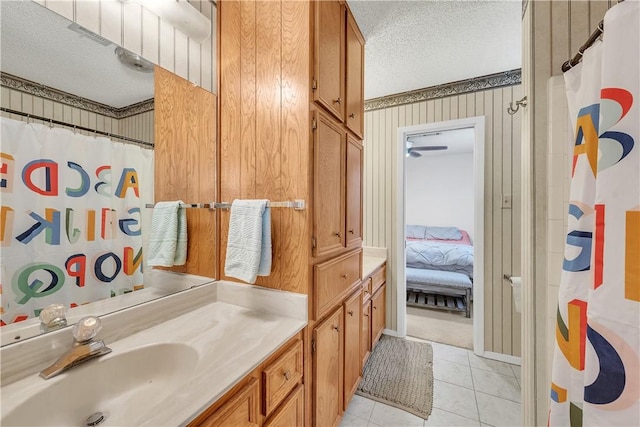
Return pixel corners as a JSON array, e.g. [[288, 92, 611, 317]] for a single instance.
[[395, 116, 486, 356]]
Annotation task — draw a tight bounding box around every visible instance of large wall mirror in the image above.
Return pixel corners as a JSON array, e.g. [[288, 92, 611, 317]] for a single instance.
[[0, 0, 216, 346]]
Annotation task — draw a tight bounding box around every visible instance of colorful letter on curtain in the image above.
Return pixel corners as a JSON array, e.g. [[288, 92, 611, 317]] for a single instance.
[[550, 2, 639, 426], [0, 118, 153, 326]]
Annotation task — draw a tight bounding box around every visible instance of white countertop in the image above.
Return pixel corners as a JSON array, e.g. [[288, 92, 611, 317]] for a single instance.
[[0, 280, 307, 426], [362, 256, 386, 279]]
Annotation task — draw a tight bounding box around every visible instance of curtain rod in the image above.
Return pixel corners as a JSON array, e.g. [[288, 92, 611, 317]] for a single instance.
[[562, 0, 624, 73], [0, 107, 154, 148]]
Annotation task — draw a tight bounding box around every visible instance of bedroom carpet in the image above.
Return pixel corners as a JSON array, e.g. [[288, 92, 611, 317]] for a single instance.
[[406, 305, 473, 349], [356, 335, 434, 420]]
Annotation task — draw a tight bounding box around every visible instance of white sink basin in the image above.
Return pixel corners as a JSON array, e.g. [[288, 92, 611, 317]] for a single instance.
[[2, 343, 199, 427]]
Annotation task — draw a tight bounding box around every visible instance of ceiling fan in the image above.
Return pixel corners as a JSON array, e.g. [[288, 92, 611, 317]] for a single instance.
[[406, 145, 448, 157]]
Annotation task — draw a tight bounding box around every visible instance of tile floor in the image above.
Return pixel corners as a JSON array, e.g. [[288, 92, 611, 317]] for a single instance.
[[341, 339, 522, 427]]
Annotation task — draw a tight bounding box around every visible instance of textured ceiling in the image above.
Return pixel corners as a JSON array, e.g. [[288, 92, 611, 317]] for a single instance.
[[347, 0, 522, 99], [1, 1, 154, 108]]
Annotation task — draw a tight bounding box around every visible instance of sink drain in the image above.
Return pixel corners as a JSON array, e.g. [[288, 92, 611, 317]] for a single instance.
[[86, 412, 105, 426]]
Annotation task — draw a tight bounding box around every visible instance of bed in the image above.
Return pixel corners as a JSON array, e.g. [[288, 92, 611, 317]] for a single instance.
[[405, 225, 474, 317]]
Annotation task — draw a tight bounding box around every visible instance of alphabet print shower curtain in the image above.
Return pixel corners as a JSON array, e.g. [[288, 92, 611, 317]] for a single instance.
[[0, 118, 153, 326], [549, 1, 639, 425]]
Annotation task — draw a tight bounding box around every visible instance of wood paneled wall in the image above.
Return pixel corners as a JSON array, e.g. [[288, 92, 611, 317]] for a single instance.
[[154, 66, 217, 278], [525, 0, 620, 422], [0, 86, 154, 145], [37, 0, 217, 94], [218, 0, 311, 294], [363, 85, 523, 357]]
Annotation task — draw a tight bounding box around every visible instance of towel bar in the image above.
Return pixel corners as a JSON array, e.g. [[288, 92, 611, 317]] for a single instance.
[[145, 200, 306, 211]]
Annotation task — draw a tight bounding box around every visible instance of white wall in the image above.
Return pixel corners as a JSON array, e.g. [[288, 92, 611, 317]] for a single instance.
[[406, 152, 475, 240]]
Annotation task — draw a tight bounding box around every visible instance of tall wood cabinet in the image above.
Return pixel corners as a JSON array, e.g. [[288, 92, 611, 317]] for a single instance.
[[218, 0, 365, 425]]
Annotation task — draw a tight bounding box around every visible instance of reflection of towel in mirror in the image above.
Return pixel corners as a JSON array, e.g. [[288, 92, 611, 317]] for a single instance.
[[147, 201, 187, 267], [224, 200, 272, 284]]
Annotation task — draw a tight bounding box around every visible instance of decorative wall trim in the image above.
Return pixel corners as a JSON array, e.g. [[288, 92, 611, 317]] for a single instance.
[[0, 73, 154, 119], [364, 69, 522, 111]]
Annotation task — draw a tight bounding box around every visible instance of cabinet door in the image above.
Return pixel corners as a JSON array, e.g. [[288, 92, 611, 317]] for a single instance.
[[264, 384, 304, 427], [194, 378, 260, 427], [371, 284, 386, 350], [361, 299, 371, 367], [313, 110, 346, 257], [313, 0, 345, 122], [345, 136, 363, 248], [313, 307, 344, 427], [345, 12, 364, 138], [343, 289, 362, 410]]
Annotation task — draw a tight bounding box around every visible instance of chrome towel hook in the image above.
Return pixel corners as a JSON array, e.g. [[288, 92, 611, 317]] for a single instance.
[[507, 96, 528, 115]]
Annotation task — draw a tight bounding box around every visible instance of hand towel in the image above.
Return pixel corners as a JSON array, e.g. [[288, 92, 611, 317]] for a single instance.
[[147, 201, 188, 267], [224, 199, 272, 284]]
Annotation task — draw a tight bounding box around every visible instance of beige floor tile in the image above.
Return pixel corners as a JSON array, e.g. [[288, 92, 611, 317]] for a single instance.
[[468, 354, 515, 376], [347, 395, 376, 421], [430, 342, 470, 365], [431, 380, 479, 421], [471, 368, 521, 402], [370, 401, 425, 427], [341, 412, 370, 427], [475, 392, 522, 426], [433, 358, 474, 389], [425, 408, 481, 426]]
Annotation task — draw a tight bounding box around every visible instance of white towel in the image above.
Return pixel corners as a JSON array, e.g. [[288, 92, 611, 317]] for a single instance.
[[147, 201, 187, 267], [224, 199, 272, 284]]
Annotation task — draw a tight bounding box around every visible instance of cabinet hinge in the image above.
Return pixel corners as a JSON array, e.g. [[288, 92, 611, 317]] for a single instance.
[[312, 237, 317, 249], [312, 118, 317, 131], [311, 339, 316, 353], [312, 78, 317, 91]]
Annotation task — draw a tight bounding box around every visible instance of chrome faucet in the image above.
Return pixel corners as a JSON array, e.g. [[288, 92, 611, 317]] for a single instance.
[[39, 316, 112, 380]]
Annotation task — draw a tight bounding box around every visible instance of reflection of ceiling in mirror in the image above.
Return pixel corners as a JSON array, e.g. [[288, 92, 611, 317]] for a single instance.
[[0, 1, 154, 109]]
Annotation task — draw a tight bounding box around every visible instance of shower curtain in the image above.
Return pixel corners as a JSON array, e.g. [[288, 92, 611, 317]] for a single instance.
[[549, 1, 639, 426], [0, 118, 153, 326]]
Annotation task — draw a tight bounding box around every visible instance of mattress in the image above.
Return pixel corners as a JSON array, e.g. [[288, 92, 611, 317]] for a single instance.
[[405, 240, 474, 278]]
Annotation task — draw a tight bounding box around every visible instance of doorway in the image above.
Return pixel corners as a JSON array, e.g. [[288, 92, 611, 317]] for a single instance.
[[395, 116, 486, 356]]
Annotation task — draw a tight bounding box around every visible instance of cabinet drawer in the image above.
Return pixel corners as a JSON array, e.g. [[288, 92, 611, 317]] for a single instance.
[[370, 265, 386, 294], [314, 249, 362, 319], [191, 378, 260, 427], [362, 277, 372, 302], [262, 339, 303, 417], [264, 384, 304, 427]]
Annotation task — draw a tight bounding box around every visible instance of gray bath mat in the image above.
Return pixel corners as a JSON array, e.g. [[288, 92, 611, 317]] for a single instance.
[[356, 335, 434, 420]]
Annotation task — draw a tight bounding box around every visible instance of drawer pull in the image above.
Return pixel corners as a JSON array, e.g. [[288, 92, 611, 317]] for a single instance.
[[333, 97, 342, 104], [364, 313, 369, 317], [373, 306, 377, 310], [349, 113, 355, 119], [341, 274, 348, 279], [348, 229, 354, 234], [283, 370, 291, 381], [348, 310, 354, 316], [333, 325, 339, 332], [334, 231, 341, 238]]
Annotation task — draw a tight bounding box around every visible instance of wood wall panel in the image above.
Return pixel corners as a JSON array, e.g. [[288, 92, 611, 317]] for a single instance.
[[154, 66, 216, 278], [363, 85, 522, 356], [42, 0, 217, 92], [218, 0, 310, 294]]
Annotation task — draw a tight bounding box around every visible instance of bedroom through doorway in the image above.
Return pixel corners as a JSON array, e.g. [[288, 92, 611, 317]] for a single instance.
[[396, 117, 485, 353]]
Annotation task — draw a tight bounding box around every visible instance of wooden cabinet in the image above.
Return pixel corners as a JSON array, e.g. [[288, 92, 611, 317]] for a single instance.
[[192, 378, 260, 427], [314, 249, 361, 320], [371, 283, 386, 349], [264, 385, 304, 427], [313, 307, 344, 427], [262, 340, 304, 417], [313, 0, 345, 122], [345, 13, 364, 138], [343, 289, 362, 410], [346, 135, 363, 248], [361, 298, 372, 366], [313, 110, 346, 258]]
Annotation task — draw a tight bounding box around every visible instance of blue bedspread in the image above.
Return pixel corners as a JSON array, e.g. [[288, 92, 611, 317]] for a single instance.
[[406, 240, 474, 278]]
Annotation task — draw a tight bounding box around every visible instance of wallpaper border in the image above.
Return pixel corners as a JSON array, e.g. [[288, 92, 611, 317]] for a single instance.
[[1, 73, 154, 119], [364, 68, 522, 111]]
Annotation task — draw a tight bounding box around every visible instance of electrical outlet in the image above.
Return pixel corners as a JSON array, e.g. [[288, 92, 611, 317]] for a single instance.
[[502, 194, 512, 209]]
